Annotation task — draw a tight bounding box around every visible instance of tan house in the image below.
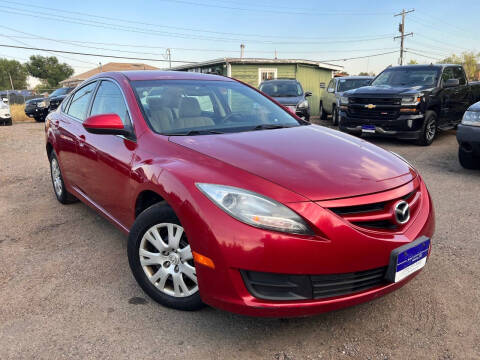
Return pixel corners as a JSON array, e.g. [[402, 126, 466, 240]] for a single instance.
[[60, 62, 159, 87]]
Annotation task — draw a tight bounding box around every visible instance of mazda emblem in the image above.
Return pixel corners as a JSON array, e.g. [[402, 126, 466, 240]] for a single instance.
[[394, 200, 410, 224]]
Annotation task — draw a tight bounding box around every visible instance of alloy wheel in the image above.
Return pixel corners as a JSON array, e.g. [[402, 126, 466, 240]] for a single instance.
[[139, 223, 198, 297], [426, 119, 436, 141], [51, 158, 63, 197]]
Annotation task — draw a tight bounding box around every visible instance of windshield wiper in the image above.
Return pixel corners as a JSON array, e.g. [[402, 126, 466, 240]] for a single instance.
[[166, 129, 225, 136], [251, 124, 294, 131]]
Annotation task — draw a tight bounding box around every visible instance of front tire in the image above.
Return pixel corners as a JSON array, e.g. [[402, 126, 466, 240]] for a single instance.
[[34, 116, 45, 122], [128, 202, 204, 311], [332, 106, 339, 126], [458, 147, 478, 169], [49, 151, 78, 204], [319, 102, 327, 120], [416, 111, 437, 146]]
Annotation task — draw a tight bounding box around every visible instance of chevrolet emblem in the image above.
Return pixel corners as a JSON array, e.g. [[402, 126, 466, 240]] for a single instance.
[[365, 104, 376, 109]]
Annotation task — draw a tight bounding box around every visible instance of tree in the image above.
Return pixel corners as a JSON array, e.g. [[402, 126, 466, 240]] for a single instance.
[[358, 71, 376, 76], [408, 59, 418, 65], [25, 55, 74, 89], [0, 59, 28, 90], [440, 52, 479, 80]]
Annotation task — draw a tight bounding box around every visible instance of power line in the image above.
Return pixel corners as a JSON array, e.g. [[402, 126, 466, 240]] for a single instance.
[[0, 5, 395, 45], [0, 43, 197, 63], [0, 0, 394, 40], [319, 51, 399, 63], [404, 49, 441, 61]]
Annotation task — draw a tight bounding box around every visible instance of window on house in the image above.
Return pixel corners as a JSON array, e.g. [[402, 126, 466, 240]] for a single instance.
[[259, 68, 277, 84]]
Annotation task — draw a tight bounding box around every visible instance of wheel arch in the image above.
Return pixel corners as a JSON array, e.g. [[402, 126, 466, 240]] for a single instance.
[[134, 189, 166, 218]]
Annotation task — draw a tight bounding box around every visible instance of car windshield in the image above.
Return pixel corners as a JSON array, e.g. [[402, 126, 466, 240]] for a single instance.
[[49, 88, 71, 97], [132, 80, 304, 135], [259, 81, 302, 97], [371, 68, 440, 87], [337, 78, 371, 92]]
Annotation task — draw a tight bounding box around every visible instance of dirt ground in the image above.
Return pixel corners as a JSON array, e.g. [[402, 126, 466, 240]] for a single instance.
[[1, 122, 479, 360]]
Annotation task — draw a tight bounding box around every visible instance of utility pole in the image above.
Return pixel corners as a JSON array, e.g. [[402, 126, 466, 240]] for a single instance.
[[394, 9, 414, 65], [166, 48, 172, 69], [8, 72, 14, 90], [240, 44, 245, 59]]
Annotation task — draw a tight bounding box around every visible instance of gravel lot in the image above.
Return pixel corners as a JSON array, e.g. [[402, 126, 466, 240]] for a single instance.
[[1, 122, 479, 360]]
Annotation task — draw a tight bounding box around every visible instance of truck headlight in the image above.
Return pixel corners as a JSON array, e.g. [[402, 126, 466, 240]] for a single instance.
[[339, 96, 349, 105], [462, 111, 480, 126], [401, 95, 422, 106], [37, 101, 47, 108], [196, 183, 313, 235], [297, 100, 308, 109]]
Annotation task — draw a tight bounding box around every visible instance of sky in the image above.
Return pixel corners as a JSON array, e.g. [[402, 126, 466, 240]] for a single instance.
[[0, 0, 478, 82]]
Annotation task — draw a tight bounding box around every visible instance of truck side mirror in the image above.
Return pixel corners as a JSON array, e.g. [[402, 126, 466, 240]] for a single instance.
[[305, 91, 313, 97]]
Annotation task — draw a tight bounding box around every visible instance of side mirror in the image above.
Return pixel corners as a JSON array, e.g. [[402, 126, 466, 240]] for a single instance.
[[305, 91, 313, 97], [83, 114, 130, 136], [444, 78, 460, 88], [327, 88, 335, 93]]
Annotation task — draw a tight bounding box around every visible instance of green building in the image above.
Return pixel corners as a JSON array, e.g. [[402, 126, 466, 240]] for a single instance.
[[171, 58, 342, 117]]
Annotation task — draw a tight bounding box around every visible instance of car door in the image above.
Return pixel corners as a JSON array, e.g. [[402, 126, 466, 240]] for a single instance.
[[76, 79, 137, 227], [451, 66, 470, 123], [325, 79, 335, 114], [58, 81, 98, 188]]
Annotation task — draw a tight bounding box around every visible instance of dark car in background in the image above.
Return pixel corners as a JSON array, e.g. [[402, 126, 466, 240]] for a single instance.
[[457, 101, 480, 169], [25, 87, 74, 122], [339, 64, 480, 145], [259, 79, 312, 121], [320, 76, 372, 125]]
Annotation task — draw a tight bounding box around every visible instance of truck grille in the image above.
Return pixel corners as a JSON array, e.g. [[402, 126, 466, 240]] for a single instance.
[[241, 267, 388, 301], [349, 97, 401, 106], [328, 187, 420, 232], [348, 107, 399, 120]]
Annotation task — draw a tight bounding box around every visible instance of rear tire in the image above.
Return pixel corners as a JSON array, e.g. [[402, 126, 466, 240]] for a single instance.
[[416, 111, 437, 146], [128, 202, 204, 311], [458, 147, 478, 169], [49, 151, 78, 204], [319, 102, 327, 120]]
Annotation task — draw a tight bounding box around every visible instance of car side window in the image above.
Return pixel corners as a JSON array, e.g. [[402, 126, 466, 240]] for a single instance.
[[66, 82, 97, 120], [452, 67, 466, 85], [441, 68, 454, 85], [327, 79, 334, 92], [90, 80, 130, 125]]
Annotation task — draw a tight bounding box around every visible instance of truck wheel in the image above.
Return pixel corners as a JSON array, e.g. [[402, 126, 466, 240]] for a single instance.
[[458, 147, 478, 169], [332, 106, 339, 126], [319, 102, 327, 120], [416, 111, 437, 146], [34, 116, 45, 122]]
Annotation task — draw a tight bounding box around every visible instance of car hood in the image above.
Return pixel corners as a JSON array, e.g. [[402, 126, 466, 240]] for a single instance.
[[25, 98, 44, 105], [270, 96, 303, 106], [49, 95, 67, 101], [346, 85, 434, 96], [170, 125, 415, 201]]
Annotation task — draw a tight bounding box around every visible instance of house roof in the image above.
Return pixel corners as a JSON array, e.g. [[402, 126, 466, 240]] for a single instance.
[[170, 58, 343, 72], [60, 62, 159, 85]]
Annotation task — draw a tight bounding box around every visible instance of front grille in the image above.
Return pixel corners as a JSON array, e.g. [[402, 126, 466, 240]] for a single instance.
[[241, 267, 388, 301], [350, 97, 401, 106], [328, 187, 421, 232], [348, 107, 399, 120]]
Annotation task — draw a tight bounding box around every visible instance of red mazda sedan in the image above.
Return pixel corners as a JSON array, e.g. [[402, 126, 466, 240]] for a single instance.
[[45, 71, 434, 317]]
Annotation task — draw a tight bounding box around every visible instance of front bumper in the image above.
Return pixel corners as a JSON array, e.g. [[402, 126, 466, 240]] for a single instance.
[[25, 106, 48, 118], [457, 124, 480, 157], [187, 179, 435, 317], [339, 112, 424, 140]]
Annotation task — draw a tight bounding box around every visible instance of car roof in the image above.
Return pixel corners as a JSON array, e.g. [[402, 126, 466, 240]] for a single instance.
[[93, 70, 234, 82], [336, 76, 373, 80], [386, 64, 458, 70], [261, 78, 298, 82]]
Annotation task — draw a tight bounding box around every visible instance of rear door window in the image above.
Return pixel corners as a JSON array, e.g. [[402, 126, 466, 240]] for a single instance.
[[66, 82, 97, 120]]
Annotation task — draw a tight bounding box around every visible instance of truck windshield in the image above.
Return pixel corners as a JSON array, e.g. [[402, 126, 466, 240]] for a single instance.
[[259, 81, 302, 97], [132, 80, 304, 135], [337, 79, 372, 92], [371, 68, 440, 87]]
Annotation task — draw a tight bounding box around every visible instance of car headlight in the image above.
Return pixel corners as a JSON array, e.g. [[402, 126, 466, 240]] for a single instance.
[[297, 100, 308, 109], [37, 101, 47, 108], [461, 111, 480, 126], [196, 183, 313, 235], [401, 94, 422, 106], [339, 96, 349, 105]]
